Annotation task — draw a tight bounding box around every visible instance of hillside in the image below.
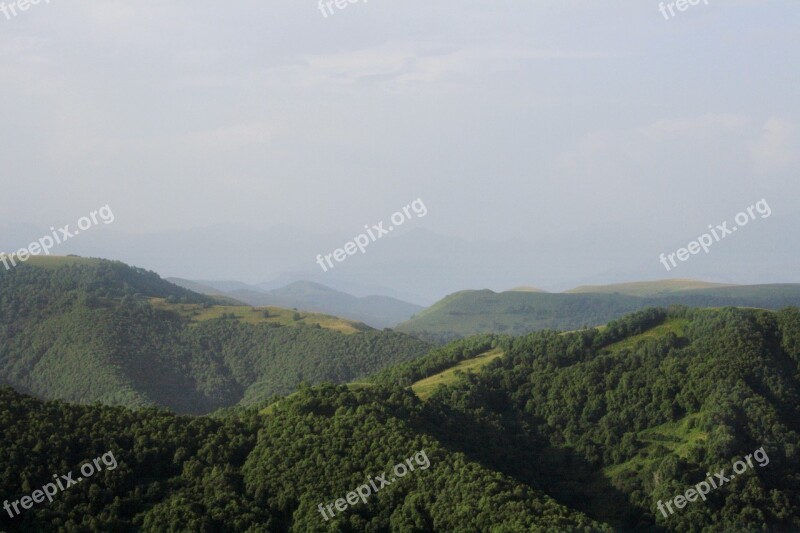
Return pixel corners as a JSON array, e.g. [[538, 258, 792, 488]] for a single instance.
[[386, 307, 800, 530], [565, 279, 736, 296], [410, 347, 504, 400], [0, 257, 430, 413], [148, 297, 371, 334], [1, 306, 799, 531], [397, 283, 800, 342], [169, 278, 423, 329], [506, 286, 548, 293]]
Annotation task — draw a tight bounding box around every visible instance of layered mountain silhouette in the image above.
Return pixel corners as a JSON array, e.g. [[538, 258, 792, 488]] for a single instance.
[[0, 257, 430, 413], [168, 277, 423, 329]]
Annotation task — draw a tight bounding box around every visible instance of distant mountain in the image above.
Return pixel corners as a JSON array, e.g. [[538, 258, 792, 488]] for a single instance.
[[165, 277, 252, 306], [5, 217, 800, 304], [166, 277, 230, 296], [397, 282, 800, 343], [0, 257, 431, 413], [169, 278, 424, 329]]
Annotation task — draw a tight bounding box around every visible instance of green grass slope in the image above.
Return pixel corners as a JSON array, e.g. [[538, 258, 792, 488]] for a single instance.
[[149, 297, 372, 334], [176, 279, 424, 329], [566, 279, 735, 296], [410, 347, 503, 400]]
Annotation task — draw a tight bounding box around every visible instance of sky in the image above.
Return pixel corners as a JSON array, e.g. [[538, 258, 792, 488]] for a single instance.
[[1, 0, 798, 302]]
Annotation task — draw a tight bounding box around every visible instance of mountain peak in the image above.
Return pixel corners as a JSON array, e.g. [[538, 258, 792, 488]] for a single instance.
[[505, 286, 548, 293]]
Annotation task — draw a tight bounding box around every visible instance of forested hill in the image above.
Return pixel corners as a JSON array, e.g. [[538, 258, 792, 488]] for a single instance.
[[397, 284, 800, 342], [399, 306, 800, 531], [1, 306, 799, 531], [0, 257, 430, 413]]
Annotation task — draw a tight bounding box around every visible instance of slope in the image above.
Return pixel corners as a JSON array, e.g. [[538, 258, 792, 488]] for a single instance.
[[0, 257, 430, 413], [2, 306, 800, 531], [170, 278, 424, 329], [397, 283, 800, 342], [565, 279, 735, 296], [406, 307, 800, 530]]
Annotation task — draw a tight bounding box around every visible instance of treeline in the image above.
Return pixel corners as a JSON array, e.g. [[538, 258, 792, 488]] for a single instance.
[[2, 307, 800, 530], [397, 286, 800, 342], [420, 306, 800, 531], [0, 385, 607, 532], [0, 386, 271, 532], [0, 260, 431, 413], [370, 333, 505, 387]]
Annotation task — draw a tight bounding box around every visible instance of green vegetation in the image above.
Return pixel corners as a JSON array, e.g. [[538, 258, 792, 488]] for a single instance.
[[603, 317, 689, 352], [398, 284, 800, 342], [0, 385, 608, 532], [149, 298, 371, 334], [2, 306, 799, 531], [171, 279, 424, 329], [1, 257, 799, 530], [371, 333, 505, 388], [0, 259, 430, 413], [604, 414, 708, 478], [565, 279, 735, 296], [417, 306, 800, 530], [19, 255, 106, 269], [411, 348, 503, 400]]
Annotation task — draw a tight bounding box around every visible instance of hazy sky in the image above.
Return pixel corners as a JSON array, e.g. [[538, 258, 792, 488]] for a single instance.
[[1, 1, 798, 296]]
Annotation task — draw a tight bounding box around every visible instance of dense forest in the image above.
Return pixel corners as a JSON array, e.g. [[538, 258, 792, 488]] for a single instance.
[[2, 259, 799, 530], [1, 301, 799, 530], [0, 260, 430, 413], [409, 306, 800, 531], [0, 384, 607, 532]]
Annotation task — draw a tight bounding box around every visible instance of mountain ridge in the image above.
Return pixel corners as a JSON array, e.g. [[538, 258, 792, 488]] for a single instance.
[[0, 257, 430, 413], [397, 282, 800, 343], [168, 277, 423, 329]]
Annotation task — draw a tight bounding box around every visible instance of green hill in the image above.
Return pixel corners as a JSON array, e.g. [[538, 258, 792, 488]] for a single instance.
[[398, 283, 800, 342], [170, 278, 424, 329], [149, 297, 371, 334], [505, 286, 548, 293], [1, 306, 799, 531], [565, 279, 735, 296], [0, 257, 430, 413]]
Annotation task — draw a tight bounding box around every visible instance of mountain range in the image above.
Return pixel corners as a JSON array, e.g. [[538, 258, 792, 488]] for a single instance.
[[2, 270, 799, 530], [167, 278, 424, 329], [3, 215, 799, 303], [396, 280, 800, 343], [0, 256, 430, 413]]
